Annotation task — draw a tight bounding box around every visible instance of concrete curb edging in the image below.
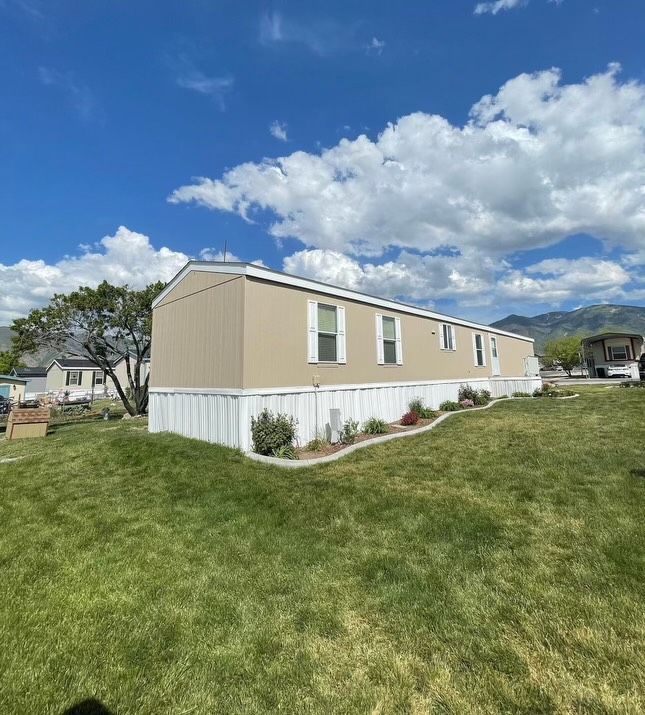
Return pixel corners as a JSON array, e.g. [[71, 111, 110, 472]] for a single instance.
[[244, 394, 579, 469]]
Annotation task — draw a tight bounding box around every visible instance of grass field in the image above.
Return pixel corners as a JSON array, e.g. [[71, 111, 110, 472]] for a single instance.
[[1, 387, 643, 714]]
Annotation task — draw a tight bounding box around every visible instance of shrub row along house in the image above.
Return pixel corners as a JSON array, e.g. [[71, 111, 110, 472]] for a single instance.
[[148, 262, 541, 451]]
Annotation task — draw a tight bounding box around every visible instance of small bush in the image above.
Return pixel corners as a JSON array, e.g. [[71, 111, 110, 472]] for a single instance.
[[271, 444, 297, 460], [251, 409, 297, 456], [458, 384, 478, 402], [458, 384, 491, 406], [408, 397, 425, 415], [620, 381, 645, 388], [400, 411, 419, 425], [340, 418, 360, 445], [407, 397, 437, 419], [363, 417, 389, 434], [460, 399, 475, 409], [419, 407, 438, 419], [512, 391, 532, 398], [439, 400, 462, 411], [496, 394, 509, 399], [305, 433, 330, 452], [475, 389, 491, 405]]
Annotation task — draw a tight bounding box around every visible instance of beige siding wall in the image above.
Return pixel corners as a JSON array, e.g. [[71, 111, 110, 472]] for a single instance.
[[589, 337, 644, 363], [242, 277, 534, 389], [150, 272, 245, 389], [108, 360, 149, 391], [0, 378, 25, 402], [46, 364, 65, 391]]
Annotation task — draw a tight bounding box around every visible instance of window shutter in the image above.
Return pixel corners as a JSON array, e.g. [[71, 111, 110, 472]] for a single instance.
[[395, 318, 403, 365], [77, 371, 82, 386], [375, 314, 384, 364], [307, 301, 318, 363], [472, 333, 478, 366], [451, 325, 457, 350], [65, 371, 70, 386], [439, 324, 446, 350], [337, 306, 346, 364]]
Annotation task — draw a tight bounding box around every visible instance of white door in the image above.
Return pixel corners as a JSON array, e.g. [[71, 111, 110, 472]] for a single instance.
[[490, 336, 500, 376]]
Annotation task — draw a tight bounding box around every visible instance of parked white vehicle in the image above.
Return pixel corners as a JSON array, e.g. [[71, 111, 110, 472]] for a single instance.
[[607, 364, 632, 378]]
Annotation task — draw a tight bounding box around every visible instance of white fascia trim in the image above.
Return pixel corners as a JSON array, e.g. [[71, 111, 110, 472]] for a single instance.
[[149, 375, 538, 396], [46, 360, 102, 372], [152, 261, 534, 343]]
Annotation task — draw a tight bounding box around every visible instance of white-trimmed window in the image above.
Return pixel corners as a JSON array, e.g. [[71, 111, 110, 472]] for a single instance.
[[376, 314, 402, 365], [66, 370, 81, 386], [307, 301, 346, 364], [94, 371, 104, 386], [440, 323, 456, 351], [472, 333, 486, 367], [608, 345, 629, 361]]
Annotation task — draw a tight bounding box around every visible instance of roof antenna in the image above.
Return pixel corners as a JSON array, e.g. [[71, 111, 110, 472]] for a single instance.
[[223, 240, 227, 262]]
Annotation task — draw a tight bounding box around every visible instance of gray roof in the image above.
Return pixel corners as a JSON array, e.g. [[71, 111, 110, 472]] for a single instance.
[[51, 357, 104, 369], [582, 332, 644, 344], [12, 366, 47, 378]]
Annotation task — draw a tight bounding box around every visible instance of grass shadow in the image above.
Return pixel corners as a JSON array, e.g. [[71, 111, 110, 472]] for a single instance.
[[62, 699, 114, 715]]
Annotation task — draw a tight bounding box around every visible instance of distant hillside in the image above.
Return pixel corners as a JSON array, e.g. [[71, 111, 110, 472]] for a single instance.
[[0, 325, 57, 367], [0, 326, 13, 352], [491, 304, 645, 353]]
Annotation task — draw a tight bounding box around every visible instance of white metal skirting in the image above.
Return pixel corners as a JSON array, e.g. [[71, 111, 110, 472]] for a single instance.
[[149, 376, 542, 451]]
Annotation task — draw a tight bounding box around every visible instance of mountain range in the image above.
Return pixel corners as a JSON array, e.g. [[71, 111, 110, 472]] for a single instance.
[[491, 304, 645, 353]]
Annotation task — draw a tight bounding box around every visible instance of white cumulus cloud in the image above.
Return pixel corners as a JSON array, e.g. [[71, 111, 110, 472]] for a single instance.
[[169, 64, 645, 263], [0, 227, 189, 323]]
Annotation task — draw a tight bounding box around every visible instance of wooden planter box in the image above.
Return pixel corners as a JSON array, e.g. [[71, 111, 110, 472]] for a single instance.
[[5, 407, 50, 440]]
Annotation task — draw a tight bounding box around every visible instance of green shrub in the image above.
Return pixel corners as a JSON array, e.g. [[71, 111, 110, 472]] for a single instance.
[[363, 417, 389, 434], [340, 418, 360, 445], [439, 400, 462, 411], [305, 433, 330, 451], [475, 389, 491, 405], [458, 384, 491, 406], [408, 397, 437, 419], [251, 409, 297, 456], [271, 444, 298, 460], [457, 385, 478, 402], [512, 391, 532, 398], [419, 407, 438, 419], [496, 394, 509, 399], [408, 397, 424, 415]]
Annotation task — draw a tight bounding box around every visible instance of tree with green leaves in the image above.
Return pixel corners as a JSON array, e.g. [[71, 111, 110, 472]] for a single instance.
[[12, 281, 164, 415], [0, 349, 24, 375], [543, 336, 583, 377]]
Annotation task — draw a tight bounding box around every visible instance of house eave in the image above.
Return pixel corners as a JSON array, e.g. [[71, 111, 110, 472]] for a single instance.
[[152, 260, 535, 343]]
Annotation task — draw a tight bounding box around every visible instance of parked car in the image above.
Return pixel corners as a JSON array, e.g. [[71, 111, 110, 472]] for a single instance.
[[0, 395, 14, 416], [607, 364, 631, 378]]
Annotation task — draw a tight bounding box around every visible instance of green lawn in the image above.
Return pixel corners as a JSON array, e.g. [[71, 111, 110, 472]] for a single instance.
[[1, 387, 643, 714]]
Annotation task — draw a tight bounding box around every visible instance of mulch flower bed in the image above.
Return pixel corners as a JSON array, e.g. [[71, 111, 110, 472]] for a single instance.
[[296, 415, 441, 460]]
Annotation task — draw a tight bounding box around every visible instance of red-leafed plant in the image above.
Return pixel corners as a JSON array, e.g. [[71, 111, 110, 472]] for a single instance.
[[400, 411, 419, 426]]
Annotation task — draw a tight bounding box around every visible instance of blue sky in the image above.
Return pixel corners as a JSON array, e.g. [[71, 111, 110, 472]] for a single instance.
[[1, 0, 644, 325]]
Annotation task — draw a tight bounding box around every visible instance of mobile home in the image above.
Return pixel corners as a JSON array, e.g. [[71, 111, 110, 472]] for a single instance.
[[148, 262, 540, 451]]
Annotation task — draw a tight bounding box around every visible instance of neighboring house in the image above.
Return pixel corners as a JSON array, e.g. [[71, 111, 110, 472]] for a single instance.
[[9, 366, 47, 398], [0, 374, 26, 403], [46, 358, 110, 396], [582, 333, 644, 379], [148, 261, 541, 451], [46, 355, 150, 397]]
